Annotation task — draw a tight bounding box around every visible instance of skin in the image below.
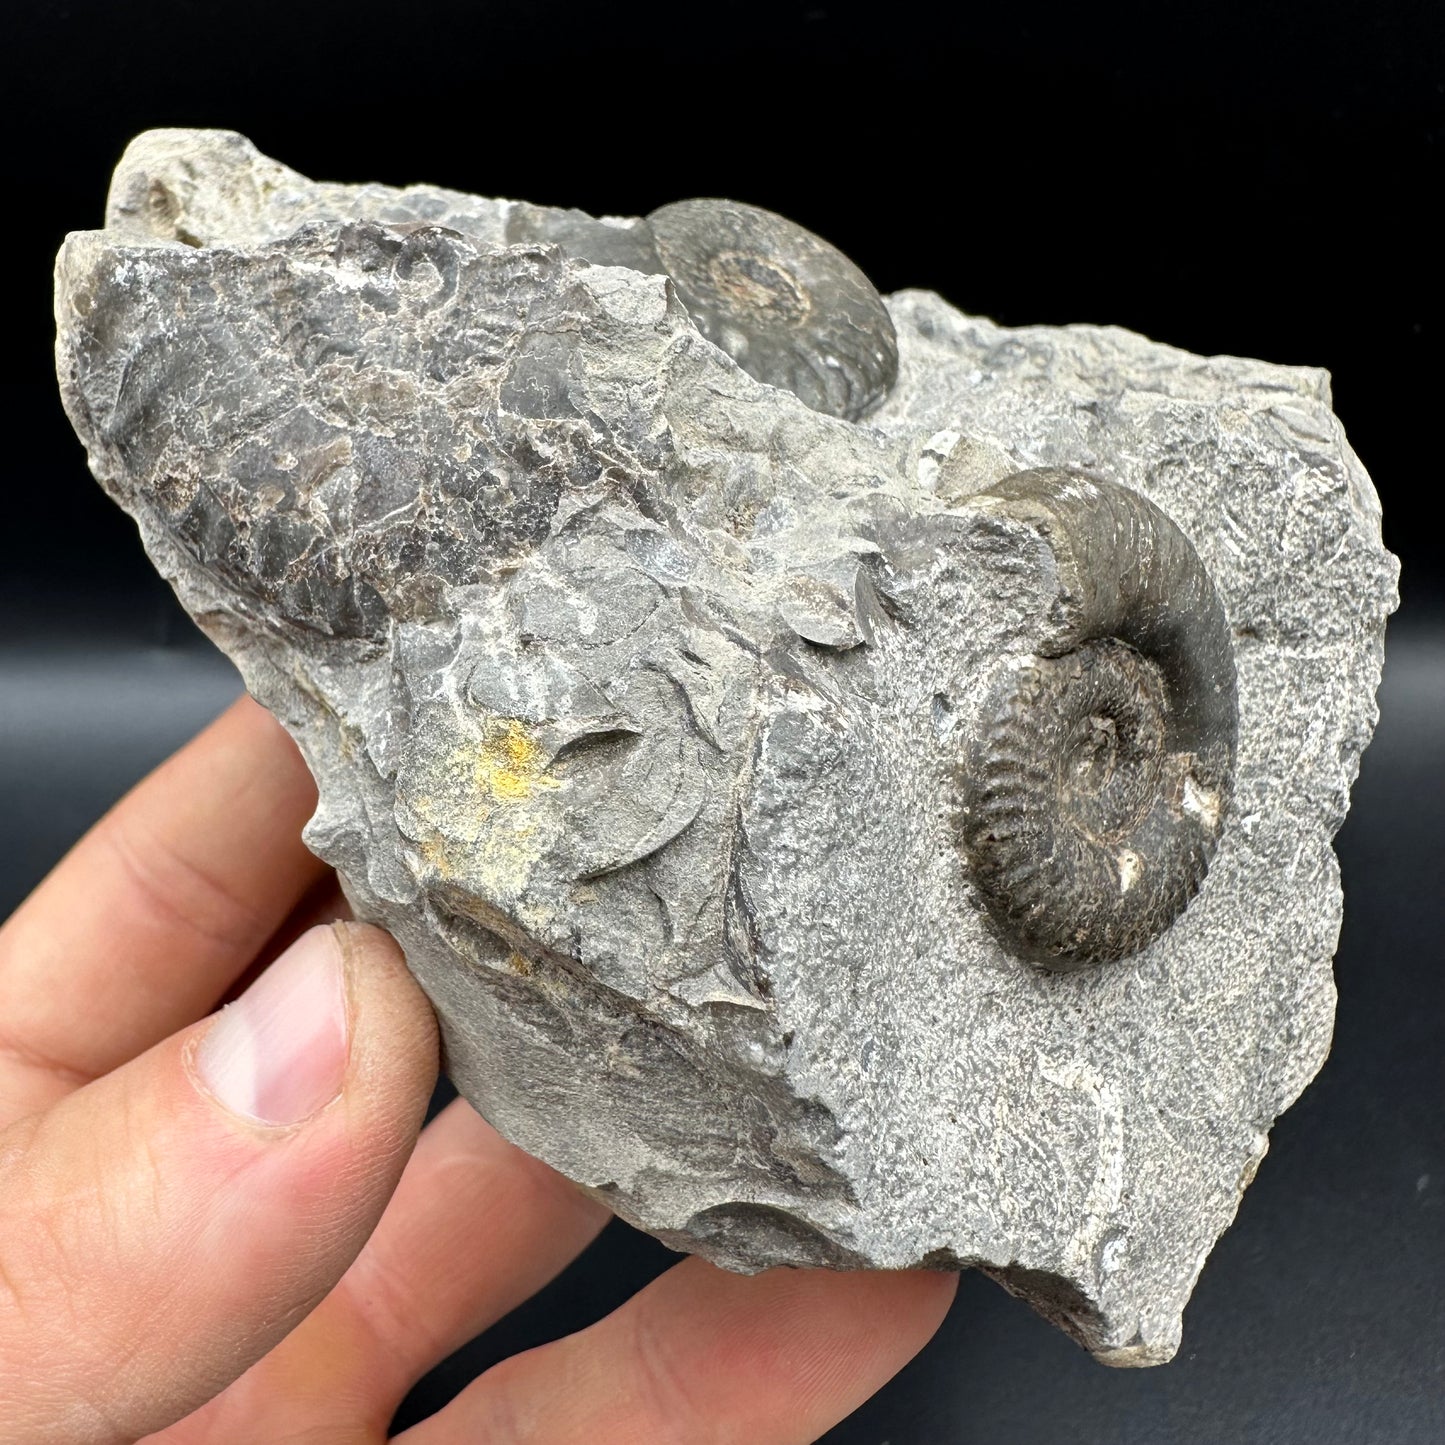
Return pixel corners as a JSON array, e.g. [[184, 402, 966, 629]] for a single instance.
[[0, 696, 956, 1443]]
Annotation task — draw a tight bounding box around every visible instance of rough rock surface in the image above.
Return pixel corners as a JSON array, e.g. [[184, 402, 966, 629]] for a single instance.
[[54, 130, 1398, 1365]]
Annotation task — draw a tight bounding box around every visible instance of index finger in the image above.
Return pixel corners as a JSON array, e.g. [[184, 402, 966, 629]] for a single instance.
[[0, 696, 329, 1120], [397, 1257, 958, 1445]]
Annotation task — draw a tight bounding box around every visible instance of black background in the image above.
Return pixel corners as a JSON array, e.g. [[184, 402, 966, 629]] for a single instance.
[[3, 3, 1442, 1441]]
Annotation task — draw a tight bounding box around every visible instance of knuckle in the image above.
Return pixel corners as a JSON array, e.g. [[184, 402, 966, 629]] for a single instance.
[[104, 812, 267, 958]]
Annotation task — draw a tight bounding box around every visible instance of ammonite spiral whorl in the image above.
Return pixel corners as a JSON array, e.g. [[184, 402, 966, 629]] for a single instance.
[[648, 199, 898, 422], [959, 469, 1238, 969]]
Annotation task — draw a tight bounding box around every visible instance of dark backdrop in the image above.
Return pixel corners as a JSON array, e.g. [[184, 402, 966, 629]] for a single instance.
[[3, 3, 1442, 1441]]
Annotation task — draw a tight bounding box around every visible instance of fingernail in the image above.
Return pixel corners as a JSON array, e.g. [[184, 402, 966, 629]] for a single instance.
[[195, 925, 350, 1125]]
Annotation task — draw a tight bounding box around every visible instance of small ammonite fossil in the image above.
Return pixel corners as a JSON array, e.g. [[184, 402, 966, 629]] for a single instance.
[[958, 468, 1239, 969], [648, 198, 898, 423]]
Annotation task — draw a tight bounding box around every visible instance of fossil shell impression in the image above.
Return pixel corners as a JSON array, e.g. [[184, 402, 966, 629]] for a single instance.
[[648, 198, 898, 422], [959, 469, 1239, 969]]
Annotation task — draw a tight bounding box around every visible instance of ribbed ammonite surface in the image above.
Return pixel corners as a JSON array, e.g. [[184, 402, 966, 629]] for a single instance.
[[959, 470, 1239, 968], [648, 198, 898, 422]]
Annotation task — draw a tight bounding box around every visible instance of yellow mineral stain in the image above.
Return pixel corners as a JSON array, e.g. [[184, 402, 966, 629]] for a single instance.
[[474, 719, 559, 803], [400, 721, 561, 893], [415, 833, 456, 879]]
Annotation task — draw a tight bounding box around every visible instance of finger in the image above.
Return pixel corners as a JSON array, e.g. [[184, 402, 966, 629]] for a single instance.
[[0, 922, 438, 1445], [398, 1255, 957, 1445], [0, 696, 328, 1117], [176, 1099, 611, 1438], [286, 1099, 610, 1413], [219, 874, 351, 1006]]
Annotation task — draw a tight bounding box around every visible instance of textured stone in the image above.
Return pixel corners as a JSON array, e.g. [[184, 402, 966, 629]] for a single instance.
[[55, 130, 1398, 1365]]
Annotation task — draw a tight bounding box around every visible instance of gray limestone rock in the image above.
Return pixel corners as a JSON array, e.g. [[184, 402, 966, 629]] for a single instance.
[[54, 129, 1398, 1365]]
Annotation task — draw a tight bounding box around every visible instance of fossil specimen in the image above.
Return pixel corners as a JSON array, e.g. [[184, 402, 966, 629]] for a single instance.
[[959, 470, 1238, 967], [55, 130, 1398, 1366], [648, 198, 899, 422], [503, 193, 900, 423]]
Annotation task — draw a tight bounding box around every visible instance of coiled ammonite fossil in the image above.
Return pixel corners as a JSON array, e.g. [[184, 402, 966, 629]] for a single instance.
[[500, 195, 899, 423], [648, 198, 899, 423], [959, 469, 1239, 969]]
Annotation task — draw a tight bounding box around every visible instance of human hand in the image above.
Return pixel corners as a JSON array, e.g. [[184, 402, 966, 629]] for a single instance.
[[0, 696, 956, 1443]]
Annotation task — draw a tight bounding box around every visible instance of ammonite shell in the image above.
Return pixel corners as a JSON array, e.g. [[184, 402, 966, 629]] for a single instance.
[[959, 469, 1238, 969], [648, 199, 898, 423]]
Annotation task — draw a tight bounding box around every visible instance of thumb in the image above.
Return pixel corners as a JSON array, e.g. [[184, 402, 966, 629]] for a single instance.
[[0, 922, 438, 1445]]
